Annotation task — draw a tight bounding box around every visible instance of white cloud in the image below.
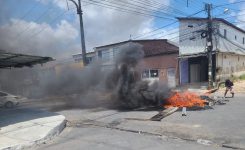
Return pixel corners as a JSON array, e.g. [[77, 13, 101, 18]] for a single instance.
[[0, 19, 80, 59], [81, 0, 171, 48], [0, 0, 172, 59], [38, 0, 68, 10]]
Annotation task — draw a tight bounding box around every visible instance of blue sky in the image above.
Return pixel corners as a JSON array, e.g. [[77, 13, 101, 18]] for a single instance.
[[0, 0, 243, 59]]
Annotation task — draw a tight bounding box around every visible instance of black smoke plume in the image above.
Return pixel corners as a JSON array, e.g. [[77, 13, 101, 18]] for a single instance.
[[0, 42, 170, 109]]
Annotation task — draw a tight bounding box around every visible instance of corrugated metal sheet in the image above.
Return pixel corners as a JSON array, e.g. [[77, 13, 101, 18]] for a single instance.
[[0, 51, 53, 68]]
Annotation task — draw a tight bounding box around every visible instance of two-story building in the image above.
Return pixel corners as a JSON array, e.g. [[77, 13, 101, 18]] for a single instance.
[[72, 51, 96, 65], [94, 39, 179, 87], [178, 17, 245, 85]]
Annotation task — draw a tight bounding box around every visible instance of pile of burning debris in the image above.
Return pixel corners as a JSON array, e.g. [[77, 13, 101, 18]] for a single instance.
[[149, 90, 228, 121]]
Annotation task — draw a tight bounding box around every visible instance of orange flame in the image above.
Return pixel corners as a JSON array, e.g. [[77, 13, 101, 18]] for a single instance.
[[164, 91, 206, 108]]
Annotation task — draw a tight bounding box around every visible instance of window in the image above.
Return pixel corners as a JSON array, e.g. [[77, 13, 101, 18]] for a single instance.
[[150, 69, 159, 78], [0, 92, 7, 97], [86, 57, 93, 64], [224, 29, 227, 38], [142, 70, 149, 78], [98, 51, 102, 58], [235, 35, 237, 40], [142, 69, 159, 79], [101, 50, 111, 61], [243, 37, 244, 44], [113, 47, 120, 58]]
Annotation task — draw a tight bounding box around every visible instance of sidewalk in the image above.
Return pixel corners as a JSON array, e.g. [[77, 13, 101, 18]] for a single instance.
[[0, 108, 66, 150]]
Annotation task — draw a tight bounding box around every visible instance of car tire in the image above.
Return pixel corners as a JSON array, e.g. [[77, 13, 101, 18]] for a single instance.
[[5, 101, 14, 108]]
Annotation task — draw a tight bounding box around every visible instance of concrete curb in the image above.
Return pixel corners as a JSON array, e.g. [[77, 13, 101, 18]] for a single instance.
[[31, 119, 67, 149], [0, 111, 66, 150]]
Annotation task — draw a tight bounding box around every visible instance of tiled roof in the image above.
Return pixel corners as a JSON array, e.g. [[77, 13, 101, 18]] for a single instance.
[[95, 39, 179, 57]]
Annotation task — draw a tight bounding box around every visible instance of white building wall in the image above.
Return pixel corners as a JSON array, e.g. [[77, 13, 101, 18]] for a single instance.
[[179, 19, 245, 82], [179, 20, 245, 56], [95, 43, 129, 70], [217, 22, 245, 55], [179, 20, 209, 55]]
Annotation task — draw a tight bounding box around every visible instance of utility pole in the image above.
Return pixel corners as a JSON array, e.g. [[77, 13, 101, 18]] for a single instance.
[[205, 3, 214, 89], [69, 0, 87, 66]]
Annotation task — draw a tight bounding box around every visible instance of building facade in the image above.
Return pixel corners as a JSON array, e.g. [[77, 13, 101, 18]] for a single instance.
[[178, 17, 245, 85], [72, 51, 96, 65], [94, 39, 179, 87]]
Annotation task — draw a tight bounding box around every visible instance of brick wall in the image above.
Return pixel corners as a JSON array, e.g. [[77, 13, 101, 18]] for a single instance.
[[137, 53, 179, 84]]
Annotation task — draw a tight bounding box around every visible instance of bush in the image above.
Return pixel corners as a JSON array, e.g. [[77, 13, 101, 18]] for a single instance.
[[239, 74, 245, 80]]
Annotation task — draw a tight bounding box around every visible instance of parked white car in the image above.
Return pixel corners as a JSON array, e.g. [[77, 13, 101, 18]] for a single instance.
[[0, 91, 21, 108]]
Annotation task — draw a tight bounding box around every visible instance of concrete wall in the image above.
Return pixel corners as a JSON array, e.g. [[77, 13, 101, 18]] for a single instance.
[[216, 53, 245, 81], [179, 19, 245, 55], [179, 19, 245, 83], [95, 43, 127, 68], [217, 22, 245, 55], [179, 20, 210, 55]]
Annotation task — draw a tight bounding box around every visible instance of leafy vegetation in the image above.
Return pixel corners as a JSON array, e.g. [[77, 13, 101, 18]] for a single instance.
[[239, 74, 245, 80]]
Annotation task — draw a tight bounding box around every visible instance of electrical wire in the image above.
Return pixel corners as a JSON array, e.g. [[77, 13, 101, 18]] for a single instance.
[[133, 9, 205, 39], [107, 0, 182, 18], [13, 0, 41, 26], [214, 1, 245, 9], [81, 0, 176, 20], [131, 0, 188, 15], [15, 4, 55, 39]]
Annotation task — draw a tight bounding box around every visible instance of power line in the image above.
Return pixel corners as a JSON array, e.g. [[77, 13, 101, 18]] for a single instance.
[[165, 24, 207, 41], [223, 12, 245, 20], [133, 21, 179, 39], [81, 0, 176, 20], [133, 9, 205, 39], [186, 0, 203, 9], [139, 20, 207, 39], [109, 0, 178, 17], [214, 1, 245, 9], [162, 24, 206, 39], [108, 0, 182, 18], [27, 10, 71, 39], [19, 3, 91, 43], [125, 0, 185, 15], [13, 0, 41, 26], [15, 4, 55, 39]]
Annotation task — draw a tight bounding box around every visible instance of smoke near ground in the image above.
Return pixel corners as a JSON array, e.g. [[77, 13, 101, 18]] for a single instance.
[[0, 42, 170, 110]]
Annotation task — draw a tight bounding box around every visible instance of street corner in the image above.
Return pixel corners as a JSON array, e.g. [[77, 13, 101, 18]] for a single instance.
[[0, 108, 66, 150]]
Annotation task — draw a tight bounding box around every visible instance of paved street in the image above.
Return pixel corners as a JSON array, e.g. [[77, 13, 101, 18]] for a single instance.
[[36, 126, 226, 150], [32, 93, 245, 150]]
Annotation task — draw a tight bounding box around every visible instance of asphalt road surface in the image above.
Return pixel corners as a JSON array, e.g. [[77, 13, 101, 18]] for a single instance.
[[26, 93, 245, 150]]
